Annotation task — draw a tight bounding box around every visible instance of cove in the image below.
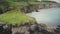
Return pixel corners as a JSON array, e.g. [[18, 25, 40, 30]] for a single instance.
[[27, 7, 60, 27]]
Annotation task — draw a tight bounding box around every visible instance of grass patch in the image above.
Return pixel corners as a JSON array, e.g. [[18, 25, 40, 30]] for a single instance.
[[0, 10, 35, 25]]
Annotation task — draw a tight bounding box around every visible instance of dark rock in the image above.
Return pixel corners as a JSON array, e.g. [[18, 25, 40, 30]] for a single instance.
[[54, 25, 60, 34], [4, 28, 12, 34], [54, 29, 60, 34], [35, 9, 39, 12], [28, 28, 35, 34], [0, 25, 4, 32], [0, 24, 12, 34], [0, 9, 3, 14]]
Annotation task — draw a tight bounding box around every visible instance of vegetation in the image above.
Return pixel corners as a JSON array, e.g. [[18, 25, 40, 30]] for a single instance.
[[0, 0, 56, 25], [0, 10, 35, 25], [0, 0, 36, 25]]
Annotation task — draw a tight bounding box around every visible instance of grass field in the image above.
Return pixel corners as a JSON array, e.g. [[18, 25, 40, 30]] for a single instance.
[[0, 10, 35, 25]]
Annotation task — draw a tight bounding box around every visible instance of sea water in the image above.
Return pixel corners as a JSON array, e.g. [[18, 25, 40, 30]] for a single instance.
[[27, 7, 60, 27]]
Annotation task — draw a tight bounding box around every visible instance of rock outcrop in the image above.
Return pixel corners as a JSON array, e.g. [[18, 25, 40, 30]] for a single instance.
[[22, 2, 60, 13], [12, 23, 56, 34], [32, 3, 60, 10]]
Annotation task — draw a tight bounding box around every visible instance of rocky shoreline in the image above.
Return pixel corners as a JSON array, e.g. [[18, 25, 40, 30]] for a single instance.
[[22, 2, 60, 13], [12, 23, 60, 34], [0, 23, 60, 34], [37, 3, 60, 9]]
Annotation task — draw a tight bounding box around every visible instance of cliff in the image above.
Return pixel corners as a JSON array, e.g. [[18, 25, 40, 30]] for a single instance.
[[22, 2, 60, 13], [32, 2, 60, 9]]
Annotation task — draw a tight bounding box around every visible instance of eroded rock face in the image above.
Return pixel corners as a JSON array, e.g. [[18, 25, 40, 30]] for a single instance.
[[21, 2, 60, 13], [12, 23, 60, 34], [12, 23, 48, 34], [0, 23, 60, 34]]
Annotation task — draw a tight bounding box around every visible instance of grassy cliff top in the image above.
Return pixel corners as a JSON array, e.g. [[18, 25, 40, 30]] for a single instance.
[[0, 10, 35, 25]]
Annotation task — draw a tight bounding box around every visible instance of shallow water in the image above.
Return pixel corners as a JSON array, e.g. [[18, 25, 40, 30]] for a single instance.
[[27, 7, 60, 27]]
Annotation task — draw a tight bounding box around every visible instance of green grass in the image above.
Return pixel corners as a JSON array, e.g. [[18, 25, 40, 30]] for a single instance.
[[0, 10, 35, 25], [9, 2, 28, 7]]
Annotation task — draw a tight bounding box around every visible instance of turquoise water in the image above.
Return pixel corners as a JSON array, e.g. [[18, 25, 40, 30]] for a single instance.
[[27, 7, 60, 27]]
